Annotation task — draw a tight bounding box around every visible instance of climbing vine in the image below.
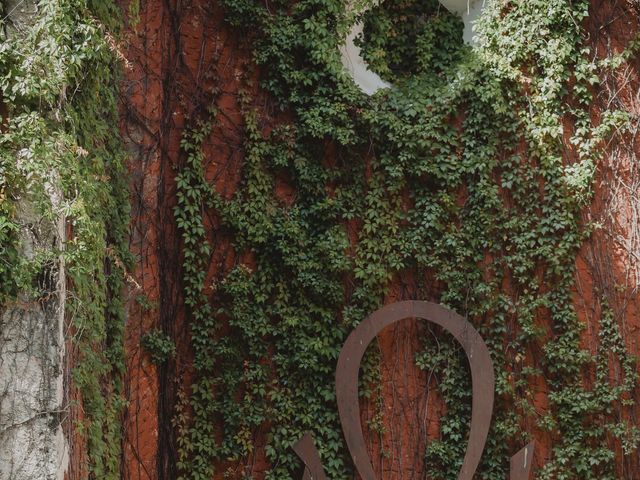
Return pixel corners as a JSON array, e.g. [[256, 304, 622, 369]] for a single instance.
[[173, 0, 640, 478], [0, 0, 129, 477]]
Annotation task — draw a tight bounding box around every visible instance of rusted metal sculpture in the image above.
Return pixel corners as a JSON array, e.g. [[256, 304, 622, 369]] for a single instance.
[[292, 433, 328, 480], [293, 300, 535, 480], [510, 441, 535, 480]]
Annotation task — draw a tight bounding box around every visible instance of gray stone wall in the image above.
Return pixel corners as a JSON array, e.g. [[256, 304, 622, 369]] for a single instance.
[[0, 1, 69, 478]]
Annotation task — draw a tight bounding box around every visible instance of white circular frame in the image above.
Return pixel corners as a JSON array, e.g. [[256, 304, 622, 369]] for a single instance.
[[339, 0, 487, 95]]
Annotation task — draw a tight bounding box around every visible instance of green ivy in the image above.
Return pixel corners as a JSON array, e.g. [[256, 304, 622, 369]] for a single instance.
[[170, 0, 639, 478], [142, 329, 177, 363], [0, 0, 129, 477]]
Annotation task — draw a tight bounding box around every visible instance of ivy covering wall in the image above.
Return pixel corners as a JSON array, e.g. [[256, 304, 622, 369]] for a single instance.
[[0, 0, 129, 477], [1, 0, 639, 479], [172, 0, 640, 479]]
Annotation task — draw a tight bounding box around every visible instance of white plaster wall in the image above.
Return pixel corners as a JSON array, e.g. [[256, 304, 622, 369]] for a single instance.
[[0, 2, 69, 478], [340, 8, 391, 96], [0, 195, 69, 480], [440, 0, 486, 44]]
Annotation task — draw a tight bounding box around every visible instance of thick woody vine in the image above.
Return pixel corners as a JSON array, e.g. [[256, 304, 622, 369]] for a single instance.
[[173, 0, 640, 479]]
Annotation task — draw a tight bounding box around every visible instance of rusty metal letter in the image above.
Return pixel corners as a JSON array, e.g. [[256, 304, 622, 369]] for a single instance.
[[292, 432, 328, 480], [510, 441, 535, 480], [293, 300, 535, 479], [335, 301, 494, 480]]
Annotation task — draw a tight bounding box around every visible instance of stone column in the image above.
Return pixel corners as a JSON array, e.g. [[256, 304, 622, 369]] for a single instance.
[[0, 1, 69, 478]]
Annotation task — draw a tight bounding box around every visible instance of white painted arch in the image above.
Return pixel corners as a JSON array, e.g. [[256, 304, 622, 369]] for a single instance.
[[340, 0, 487, 95]]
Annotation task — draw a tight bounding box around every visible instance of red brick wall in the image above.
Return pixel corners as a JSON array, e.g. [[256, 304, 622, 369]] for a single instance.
[[117, 1, 640, 478]]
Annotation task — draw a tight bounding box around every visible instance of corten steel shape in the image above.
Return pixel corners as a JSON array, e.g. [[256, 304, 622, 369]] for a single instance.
[[337, 301, 494, 480], [292, 433, 328, 480], [510, 441, 535, 480], [292, 300, 535, 479]]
